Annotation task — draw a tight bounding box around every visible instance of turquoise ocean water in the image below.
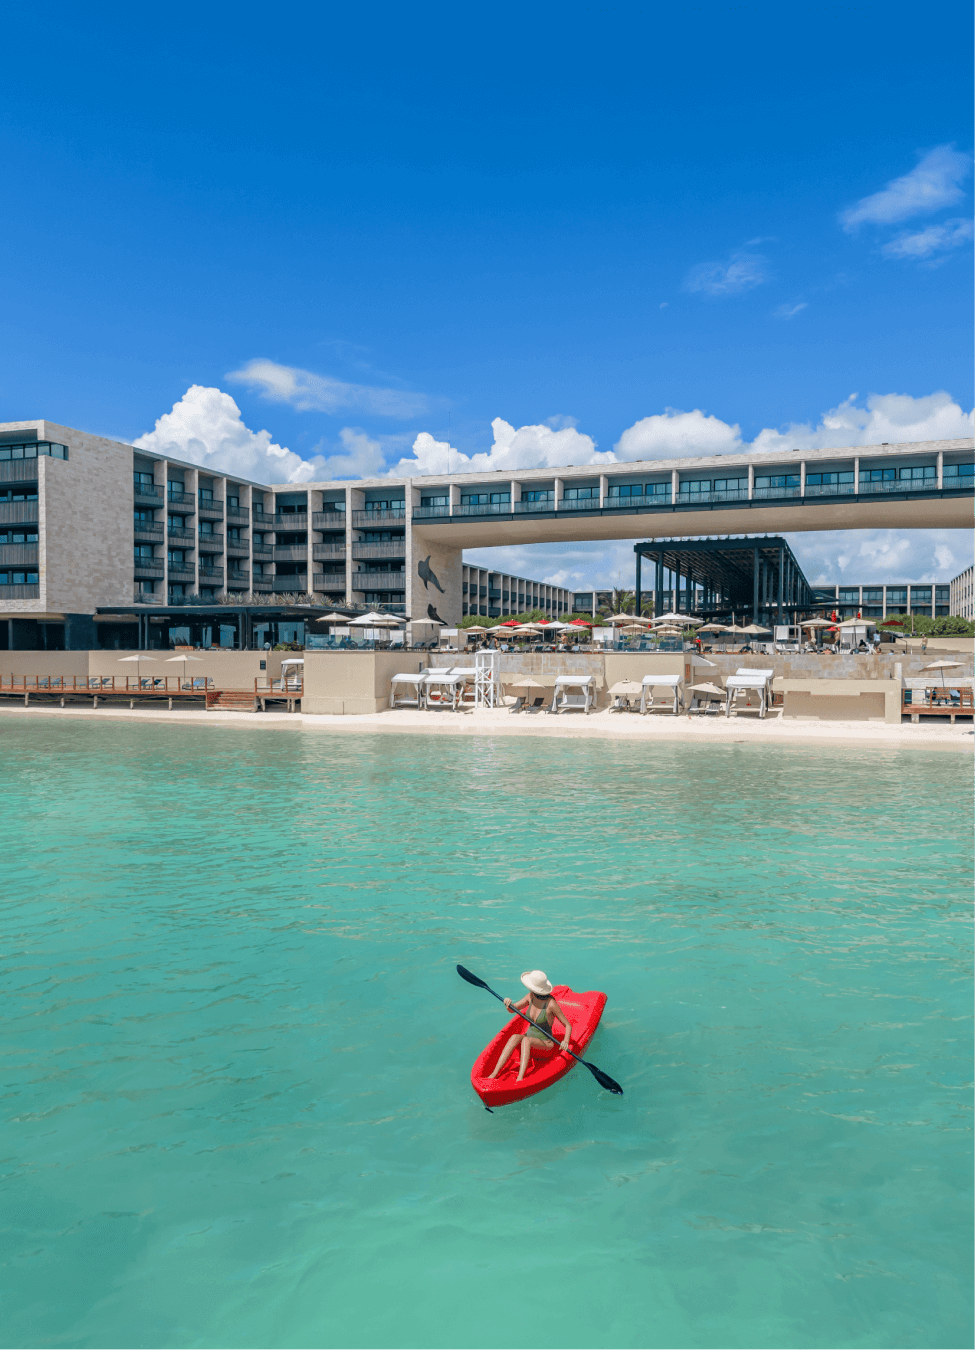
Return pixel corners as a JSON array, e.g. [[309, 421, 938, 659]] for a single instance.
[[0, 720, 971, 1350]]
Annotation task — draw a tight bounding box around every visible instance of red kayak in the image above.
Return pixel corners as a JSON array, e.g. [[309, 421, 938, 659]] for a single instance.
[[471, 985, 608, 1107]]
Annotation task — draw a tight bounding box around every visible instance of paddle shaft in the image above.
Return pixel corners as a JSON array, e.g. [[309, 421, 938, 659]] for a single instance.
[[474, 974, 594, 1070]]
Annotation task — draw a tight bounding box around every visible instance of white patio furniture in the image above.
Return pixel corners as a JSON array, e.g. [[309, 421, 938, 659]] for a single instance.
[[640, 673, 682, 714], [550, 674, 595, 714], [724, 670, 773, 718], [389, 672, 427, 709]]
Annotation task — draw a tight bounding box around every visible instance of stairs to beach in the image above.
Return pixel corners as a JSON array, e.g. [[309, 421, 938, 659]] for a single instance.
[[206, 690, 258, 711]]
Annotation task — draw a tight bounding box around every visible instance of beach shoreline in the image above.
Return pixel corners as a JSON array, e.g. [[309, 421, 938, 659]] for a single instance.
[[1, 700, 971, 750]]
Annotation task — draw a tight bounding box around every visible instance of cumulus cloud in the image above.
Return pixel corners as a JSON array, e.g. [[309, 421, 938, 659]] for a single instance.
[[387, 416, 610, 477], [684, 250, 770, 296], [788, 528, 973, 587], [840, 145, 972, 232], [880, 217, 974, 261], [228, 357, 428, 418], [134, 385, 318, 483], [747, 390, 974, 454], [614, 408, 742, 460]]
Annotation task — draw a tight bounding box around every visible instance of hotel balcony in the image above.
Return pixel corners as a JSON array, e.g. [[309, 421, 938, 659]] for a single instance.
[[227, 569, 250, 588], [227, 504, 250, 523], [253, 577, 273, 591], [167, 562, 196, 581], [226, 538, 250, 557], [198, 565, 224, 584], [0, 501, 38, 525], [166, 493, 196, 516], [198, 531, 224, 552], [313, 543, 347, 561], [168, 525, 195, 545], [273, 575, 309, 592], [0, 544, 39, 566], [134, 521, 164, 543], [197, 499, 224, 521], [312, 510, 347, 530], [134, 481, 163, 505], [351, 570, 406, 590], [274, 545, 308, 562], [132, 589, 164, 604], [274, 511, 308, 529], [134, 560, 165, 579], [252, 543, 273, 560], [313, 573, 347, 592], [351, 508, 406, 526], [351, 541, 406, 560]]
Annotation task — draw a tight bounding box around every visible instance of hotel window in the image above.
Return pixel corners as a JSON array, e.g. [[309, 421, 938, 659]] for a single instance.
[[168, 515, 185, 530], [134, 545, 154, 559], [521, 489, 554, 502], [168, 550, 186, 564], [561, 486, 597, 499], [421, 495, 448, 506], [461, 492, 490, 504], [199, 520, 214, 536], [935, 587, 950, 602], [680, 480, 711, 493], [608, 483, 643, 497], [713, 477, 749, 491], [862, 468, 896, 482], [253, 563, 264, 575], [252, 532, 264, 545], [942, 462, 975, 479], [226, 495, 239, 508], [364, 499, 404, 511], [168, 481, 185, 497], [134, 471, 155, 486], [0, 530, 38, 544], [754, 474, 799, 489], [168, 584, 185, 599], [910, 588, 932, 601], [864, 606, 883, 617], [0, 489, 38, 502], [886, 589, 907, 604], [805, 471, 854, 485], [838, 589, 860, 603], [134, 509, 155, 523], [897, 466, 936, 481], [228, 528, 240, 541], [0, 571, 39, 584], [198, 487, 214, 502], [137, 579, 155, 594]]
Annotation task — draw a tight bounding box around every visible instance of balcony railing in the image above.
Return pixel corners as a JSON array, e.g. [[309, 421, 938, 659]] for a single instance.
[[451, 502, 513, 517], [412, 505, 451, 519], [351, 570, 407, 590], [226, 539, 250, 556], [273, 511, 308, 528], [857, 477, 937, 494], [133, 589, 164, 604], [677, 488, 752, 505], [0, 544, 39, 565], [558, 497, 601, 510], [134, 481, 163, 502], [274, 545, 308, 561], [352, 508, 406, 526], [133, 560, 164, 578], [227, 570, 250, 587], [134, 521, 164, 541], [313, 543, 347, 561], [166, 491, 196, 514], [513, 500, 556, 514], [253, 577, 273, 591], [803, 482, 856, 497], [272, 575, 309, 592], [198, 532, 223, 551], [227, 505, 250, 522], [312, 510, 347, 530], [0, 502, 38, 525], [168, 526, 195, 544], [167, 563, 195, 580], [603, 493, 671, 508], [351, 541, 405, 560], [197, 498, 224, 520], [252, 544, 273, 560], [313, 573, 347, 591], [752, 486, 800, 500], [198, 565, 224, 583]]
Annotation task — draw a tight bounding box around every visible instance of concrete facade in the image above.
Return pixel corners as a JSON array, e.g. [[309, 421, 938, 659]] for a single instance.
[[950, 565, 974, 619]]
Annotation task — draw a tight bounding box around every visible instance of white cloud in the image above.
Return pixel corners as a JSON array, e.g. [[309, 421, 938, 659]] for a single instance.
[[614, 408, 743, 460], [134, 385, 317, 483], [840, 145, 971, 231], [387, 416, 610, 477], [788, 528, 973, 587], [684, 250, 770, 296], [747, 390, 974, 454], [774, 302, 808, 319], [228, 357, 428, 418], [880, 217, 974, 261], [314, 427, 386, 478]]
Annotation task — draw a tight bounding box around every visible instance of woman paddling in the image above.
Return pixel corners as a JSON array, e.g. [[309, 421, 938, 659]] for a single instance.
[[487, 971, 574, 1081]]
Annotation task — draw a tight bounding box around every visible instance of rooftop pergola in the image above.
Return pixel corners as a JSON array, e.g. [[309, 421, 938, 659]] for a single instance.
[[633, 535, 814, 622]]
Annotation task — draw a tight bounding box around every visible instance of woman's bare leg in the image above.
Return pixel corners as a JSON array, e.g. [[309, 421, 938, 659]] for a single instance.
[[488, 1034, 522, 1078]]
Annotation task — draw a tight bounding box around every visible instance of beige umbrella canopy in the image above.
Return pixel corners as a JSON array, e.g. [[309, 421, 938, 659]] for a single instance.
[[604, 613, 650, 626], [721, 622, 751, 635], [654, 612, 703, 627], [350, 612, 406, 627], [800, 618, 832, 629], [314, 612, 353, 623], [608, 679, 643, 696], [654, 626, 684, 636], [118, 653, 157, 683], [620, 623, 647, 635], [697, 622, 726, 633], [504, 674, 552, 691], [922, 659, 964, 688], [741, 623, 772, 635], [688, 682, 727, 699]]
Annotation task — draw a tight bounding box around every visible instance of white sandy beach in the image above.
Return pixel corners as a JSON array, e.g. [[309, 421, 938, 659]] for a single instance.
[[1, 700, 971, 750]]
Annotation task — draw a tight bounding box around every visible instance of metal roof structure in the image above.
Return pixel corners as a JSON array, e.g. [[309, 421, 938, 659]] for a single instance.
[[633, 535, 814, 622]]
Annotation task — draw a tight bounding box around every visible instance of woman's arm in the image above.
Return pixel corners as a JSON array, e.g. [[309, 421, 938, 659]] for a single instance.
[[503, 994, 530, 1012], [550, 998, 572, 1050]]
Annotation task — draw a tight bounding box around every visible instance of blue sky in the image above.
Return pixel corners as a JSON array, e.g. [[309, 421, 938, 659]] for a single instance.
[[1, 0, 971, 586]]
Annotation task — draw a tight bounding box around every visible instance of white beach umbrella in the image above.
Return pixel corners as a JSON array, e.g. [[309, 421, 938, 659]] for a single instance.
[[505, 674, 552, 689], [165, 653, 204, 685], [654, 612, 702, 627], [118, 653, 157, 685], [921, 659, 964, 689], [741, 623, 772, 635], [314, 611, 354, 624], [607, 679, 643, 696], [800, 618, 832, 629], [605, 613, 650, 626], [350, 612, 405, 627]]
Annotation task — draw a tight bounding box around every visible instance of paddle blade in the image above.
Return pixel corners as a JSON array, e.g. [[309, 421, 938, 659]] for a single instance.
[[456, 964, 490, 991], [584, 1061, 624, 1095]]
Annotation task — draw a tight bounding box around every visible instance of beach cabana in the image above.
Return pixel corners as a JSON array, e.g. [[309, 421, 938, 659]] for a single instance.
[[551, 674, 595, 714], [723, 669, 772, 718], [389, 672, 428, 709], [686, 681, 726, 716], [640, 673, 682, 714], [607, 678, 643, 713]]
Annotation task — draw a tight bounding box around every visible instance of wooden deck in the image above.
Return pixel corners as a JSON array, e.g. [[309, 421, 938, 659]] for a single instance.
[[903, 687, 974, 723], [0, 674, 298, 713]]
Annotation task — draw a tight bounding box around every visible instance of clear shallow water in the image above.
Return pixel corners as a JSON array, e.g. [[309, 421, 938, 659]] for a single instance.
[[0, 721, 971, 1350]]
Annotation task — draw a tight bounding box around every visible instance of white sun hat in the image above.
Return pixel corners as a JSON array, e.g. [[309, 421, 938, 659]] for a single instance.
[[521, 969, 553, 996]]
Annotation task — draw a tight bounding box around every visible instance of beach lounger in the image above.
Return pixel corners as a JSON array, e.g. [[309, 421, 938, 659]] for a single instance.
[[508, 696, 526, 714], [525, 696, 548, 714]]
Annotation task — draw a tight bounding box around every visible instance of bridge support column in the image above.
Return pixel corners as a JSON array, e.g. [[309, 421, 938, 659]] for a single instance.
[[777, 547, 784, 622], [655, 557, 663, 620], [634, 551, 642, 617], [752, 547, 759, 623]]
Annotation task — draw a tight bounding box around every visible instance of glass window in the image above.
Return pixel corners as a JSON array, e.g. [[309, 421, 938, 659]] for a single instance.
[[521, 490, 554, 502], [168, 550, 185, 564], [839, 589, 860, 603], [863, 467, 896, 481], [134, 471, 155, 485], [168, 515, 185, 529], [712, 477, 749, 491], [680, 480, 711, 493], [226, 495, 239, 507], [490, 492, 510, 503], [608, 483, 644, 497], [862, 589, 883, 602], [910, 587, 932, 600], [897, 465, 936, 480], [198, 488, 214, 501], [886, 589, 907, 603], [562, 486, 597, 499], [754, 474, 799, 488], [134, 545, 154, 558], [805, 471, 854, 485], [199, 521, 213, 535], [461, 493, 490, 505], [421, 495, 449, 506]]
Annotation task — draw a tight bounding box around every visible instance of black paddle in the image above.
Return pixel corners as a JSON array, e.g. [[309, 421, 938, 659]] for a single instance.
[[457, 964, 623, 1096]]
